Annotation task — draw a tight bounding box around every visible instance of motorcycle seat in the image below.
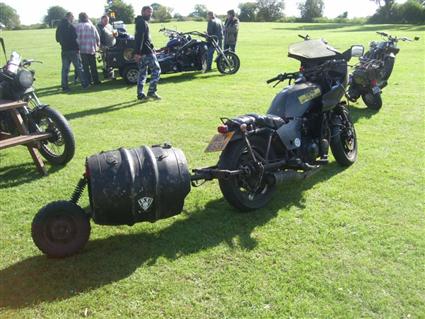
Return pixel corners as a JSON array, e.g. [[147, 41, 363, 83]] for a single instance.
[[246, 113, 287, 129]]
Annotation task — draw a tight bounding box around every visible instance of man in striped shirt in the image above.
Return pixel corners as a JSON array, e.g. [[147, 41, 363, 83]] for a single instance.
[[76, 12, 101, 85]]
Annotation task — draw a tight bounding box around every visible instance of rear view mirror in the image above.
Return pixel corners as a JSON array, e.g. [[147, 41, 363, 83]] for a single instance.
[[351, 45, 364, 58], [414, 36, 420, 41]]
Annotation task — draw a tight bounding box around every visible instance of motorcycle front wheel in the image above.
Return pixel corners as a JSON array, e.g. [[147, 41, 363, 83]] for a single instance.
[[32, 106, 75, 165], [218, 136, 276, 212], [216, 51, 240, 75], [361, 91, 382, 110], [330, 106, 358, 167]]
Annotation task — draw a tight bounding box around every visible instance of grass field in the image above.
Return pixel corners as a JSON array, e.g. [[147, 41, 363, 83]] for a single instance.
[[0, 22, 424, 318]]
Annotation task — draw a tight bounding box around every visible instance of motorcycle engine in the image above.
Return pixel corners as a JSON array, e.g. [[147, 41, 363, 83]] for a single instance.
[[301, 137, 319, 163]]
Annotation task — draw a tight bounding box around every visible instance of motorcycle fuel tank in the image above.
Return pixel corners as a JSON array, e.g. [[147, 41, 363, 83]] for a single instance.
[[267, 82, 321, 150]]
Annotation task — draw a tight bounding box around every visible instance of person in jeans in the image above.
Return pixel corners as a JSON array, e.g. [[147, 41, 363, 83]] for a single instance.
[[224, 10, 239, 52], [55, 12, 87, 92], [75, 12, 101, 85], [134, 6, 161, 101], [206, 11, 223, 71]]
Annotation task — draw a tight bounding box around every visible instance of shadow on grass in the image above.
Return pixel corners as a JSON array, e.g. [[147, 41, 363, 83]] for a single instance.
[[64, 100, 140, 121], [0, 162, 345, 309], [0, 160, 65, 189], [37, 71, 223, 99], [348, 103, 380, 123], [273, 23, 425, 32]]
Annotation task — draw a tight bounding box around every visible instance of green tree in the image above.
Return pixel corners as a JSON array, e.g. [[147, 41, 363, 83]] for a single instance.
[[238, 2, 258, 22], [0, 2, 20, 29], [109, 0, 135, 23], [298, 0, 325, 22], [151, 3, 173, 22], [398, 0, 425, 23], [189, 4, 208, 19], [44, 6, 68, 27], [256, 0, 284, 21]]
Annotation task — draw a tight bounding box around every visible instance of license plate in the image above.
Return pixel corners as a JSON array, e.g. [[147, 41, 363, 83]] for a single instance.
[[205, 132, 234, 153], [372, 86, 381, 94]]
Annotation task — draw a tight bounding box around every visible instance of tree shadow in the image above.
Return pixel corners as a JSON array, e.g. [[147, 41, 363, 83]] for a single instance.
[[0, 161, 345, 309], [273, 23, 349, 31], [64, 100, 140, 121], [0, 160, 64, 189]]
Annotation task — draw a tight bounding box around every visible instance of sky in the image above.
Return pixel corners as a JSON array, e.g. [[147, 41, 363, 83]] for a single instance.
[[2, 0, 408, 25]]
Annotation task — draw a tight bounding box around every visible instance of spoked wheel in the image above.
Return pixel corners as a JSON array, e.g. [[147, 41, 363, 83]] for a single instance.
[[30, 105, 75, 165], [361, 91, 382, 110], [122, 65, 139, 85], [216, 51, 240, 75], [218, 136, 276, 212], [31, 201, 91, 258], [330, 106, 358, 167]]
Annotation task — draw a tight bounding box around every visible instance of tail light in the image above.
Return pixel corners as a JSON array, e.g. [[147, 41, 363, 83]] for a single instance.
[[371, 79, 378, 86], [217, 125, 229, 134]]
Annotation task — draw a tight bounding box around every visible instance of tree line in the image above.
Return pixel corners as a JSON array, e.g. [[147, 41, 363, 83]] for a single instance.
[[0, 0, 424, 30]]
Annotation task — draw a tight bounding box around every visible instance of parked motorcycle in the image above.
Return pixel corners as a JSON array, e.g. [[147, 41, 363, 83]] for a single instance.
[[0, 38, 75, 165], [192, 38, 364, 210], [347, 31, 419, 110], [117, 28, 241, 84]]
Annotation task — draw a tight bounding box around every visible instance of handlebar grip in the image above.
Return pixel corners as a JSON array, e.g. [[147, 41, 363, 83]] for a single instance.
[[266, 75, 280, 84]]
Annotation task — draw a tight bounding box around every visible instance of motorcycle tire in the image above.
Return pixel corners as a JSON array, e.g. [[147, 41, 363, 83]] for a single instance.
[[330, 106, 358, 167], [216, 51, 240, 75], [218, 136, 276, 212], [361, 91, 382, 110], [201, 52, 208, 73], [33, 106, 75, 165], [31, 201, 91, 258], [122, 64, 139, 85]]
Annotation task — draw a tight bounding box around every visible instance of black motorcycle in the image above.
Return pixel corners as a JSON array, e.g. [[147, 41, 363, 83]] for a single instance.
[[347, 31, 419, 110], [191, 38, 364, 210], [115, 29, 241, 84], [0, 39, 75, 165]]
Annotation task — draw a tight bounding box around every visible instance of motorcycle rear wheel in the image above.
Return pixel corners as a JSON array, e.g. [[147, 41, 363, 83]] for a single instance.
[[330, 106, 358, 167], [218, 136, 276, 212], [32, 106, 75, 165], [361, 91, 382, 110], [216, 52, 240, 75]]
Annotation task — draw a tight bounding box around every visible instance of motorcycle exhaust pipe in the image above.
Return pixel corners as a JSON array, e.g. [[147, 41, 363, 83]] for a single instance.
[[269, 168, 320, 186]]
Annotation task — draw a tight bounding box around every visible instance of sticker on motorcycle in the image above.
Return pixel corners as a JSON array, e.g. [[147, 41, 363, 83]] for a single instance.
[[298, 88, 321, 104], [205, 132, 235, 153]]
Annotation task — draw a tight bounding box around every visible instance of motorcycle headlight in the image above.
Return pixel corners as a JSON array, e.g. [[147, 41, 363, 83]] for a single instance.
[[17, 69, 34, 89]]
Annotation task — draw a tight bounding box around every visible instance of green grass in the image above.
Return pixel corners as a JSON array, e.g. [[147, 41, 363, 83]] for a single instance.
[[0, 22, 424, 318]]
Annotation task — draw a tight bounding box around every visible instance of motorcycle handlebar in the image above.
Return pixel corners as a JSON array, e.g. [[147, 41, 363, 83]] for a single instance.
[[266, 75, 281, 84], [21, 59, 42, 67], [298, 34, 310, 41]]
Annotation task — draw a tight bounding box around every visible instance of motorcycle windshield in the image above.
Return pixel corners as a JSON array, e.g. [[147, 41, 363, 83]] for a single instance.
[[288, 39, 340, 62]]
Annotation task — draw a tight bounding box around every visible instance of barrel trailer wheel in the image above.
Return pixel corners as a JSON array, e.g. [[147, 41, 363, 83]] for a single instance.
[[31, 201, 91, 258]]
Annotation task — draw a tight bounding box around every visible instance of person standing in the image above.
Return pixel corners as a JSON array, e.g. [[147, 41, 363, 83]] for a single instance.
[[206, 11, 223, 71], [224, 10, 239, 52], [134, 6, 161, 101], [76, 12, 101, 85], [55, 12, 87, 92]]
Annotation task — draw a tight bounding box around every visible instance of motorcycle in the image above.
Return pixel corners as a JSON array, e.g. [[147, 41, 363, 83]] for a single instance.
[[191, 38, 364, 210], [116, 28, 241, 84], [0, 38, 75, 165], [347, 31, 419, 110]]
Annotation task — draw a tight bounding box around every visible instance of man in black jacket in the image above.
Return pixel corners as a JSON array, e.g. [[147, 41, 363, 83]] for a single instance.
[[55, 12, 87, 91], [134, 6, 161, 101]]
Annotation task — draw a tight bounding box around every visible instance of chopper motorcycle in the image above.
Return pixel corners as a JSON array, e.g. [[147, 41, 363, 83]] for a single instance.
[[115, 28, 241, 84], [0, 38, 75, 165], [347, 31, 419, 110]]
